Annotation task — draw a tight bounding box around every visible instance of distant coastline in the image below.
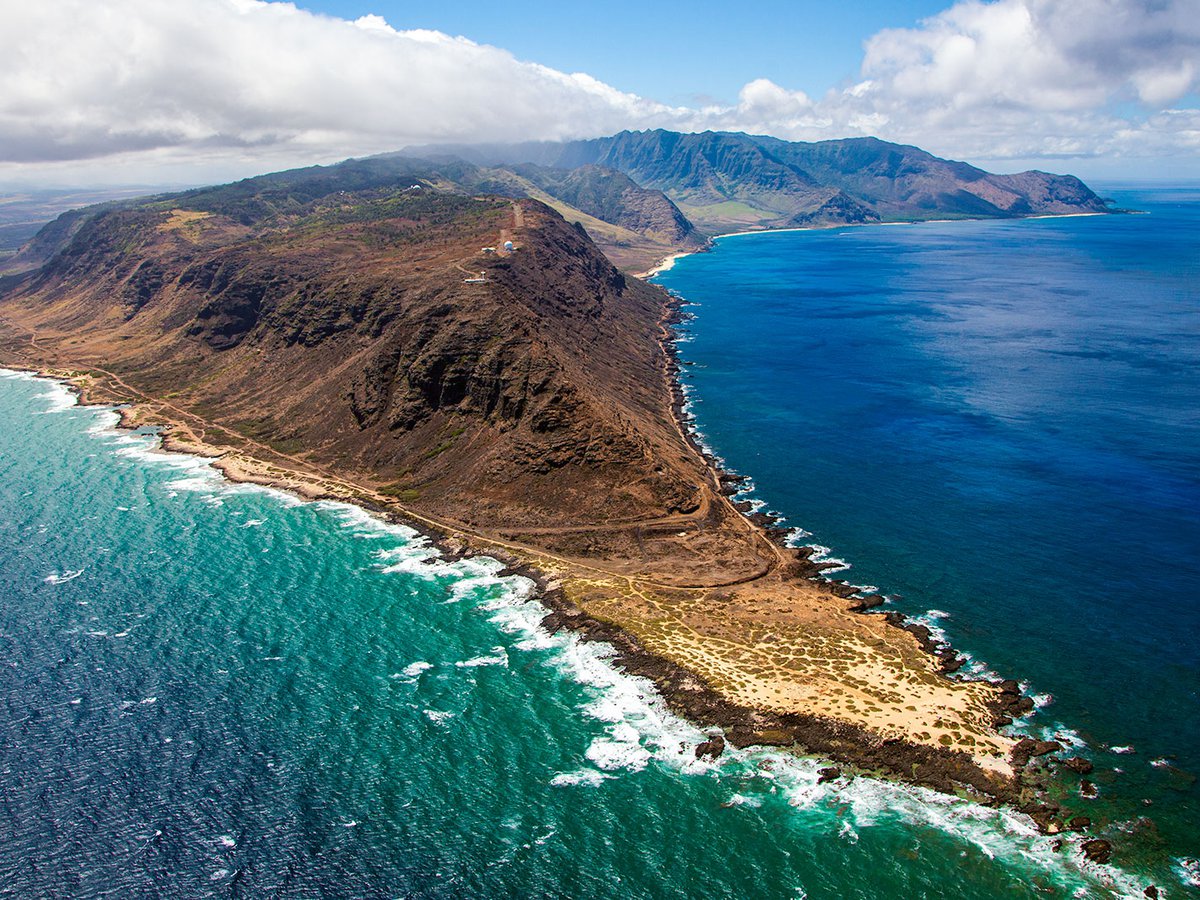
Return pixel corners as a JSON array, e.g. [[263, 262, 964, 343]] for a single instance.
[[635, 209, 1112, 282]]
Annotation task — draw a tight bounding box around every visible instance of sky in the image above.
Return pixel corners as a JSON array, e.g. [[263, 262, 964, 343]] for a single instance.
[[1, 0, 1197, 187]]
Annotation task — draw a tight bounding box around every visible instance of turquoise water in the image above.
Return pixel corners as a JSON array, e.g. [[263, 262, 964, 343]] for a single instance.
[[0, 368, 1162, 897], [656, 188, 1200, 894]]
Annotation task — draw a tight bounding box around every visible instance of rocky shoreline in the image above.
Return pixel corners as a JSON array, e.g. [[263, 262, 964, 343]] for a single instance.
[[646, 285, 1117, 838]]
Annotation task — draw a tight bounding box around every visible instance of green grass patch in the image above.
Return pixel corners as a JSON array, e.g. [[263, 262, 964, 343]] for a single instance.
[[422, 440, 456, 460], [380, 483, 421, 502]]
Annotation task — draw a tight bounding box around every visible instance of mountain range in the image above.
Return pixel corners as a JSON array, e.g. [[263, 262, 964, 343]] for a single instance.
[[417, 129, 1111, 235], [2, 130, 1111, 278]]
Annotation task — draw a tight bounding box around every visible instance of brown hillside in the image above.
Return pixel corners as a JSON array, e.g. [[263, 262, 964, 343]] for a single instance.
[[4, 194, 721, 537]]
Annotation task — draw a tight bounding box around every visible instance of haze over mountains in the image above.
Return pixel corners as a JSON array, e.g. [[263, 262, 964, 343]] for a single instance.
[[418, 129, 1111, 233], [2, 129, 1112, 276]]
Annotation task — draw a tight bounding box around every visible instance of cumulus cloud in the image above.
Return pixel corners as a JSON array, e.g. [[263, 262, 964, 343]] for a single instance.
[[0, 0, 1197, 183], [826, 0, 1200, 160], [0, 0, 682, 174], [682, 0, 1200, 165]]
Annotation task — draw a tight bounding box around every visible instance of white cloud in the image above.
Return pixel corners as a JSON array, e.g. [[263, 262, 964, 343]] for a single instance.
[[0, 0, 1197, 184], [810, 0, 1200, 162], [0, 0, 681, 179]]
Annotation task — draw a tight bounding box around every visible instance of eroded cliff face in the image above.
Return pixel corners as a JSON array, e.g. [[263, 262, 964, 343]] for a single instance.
[[1, 187, 705, 531]]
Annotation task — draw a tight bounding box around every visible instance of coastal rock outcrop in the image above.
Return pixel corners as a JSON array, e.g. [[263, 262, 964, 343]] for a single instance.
[[1081, 839, 1114, 864]]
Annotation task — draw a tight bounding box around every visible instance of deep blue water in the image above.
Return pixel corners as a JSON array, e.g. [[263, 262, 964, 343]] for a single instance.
[[656, 188, 1200, 888]]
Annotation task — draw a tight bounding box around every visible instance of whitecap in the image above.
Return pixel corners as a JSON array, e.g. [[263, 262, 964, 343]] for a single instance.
[[550, 770, 609, 788], [1110, 745, 1136, 755], [797, 543, 851, 574], [423, 709, 456, 725], [323, 502, 421, 543], [1040, 727, 1087, 750], [455, 648, 508, 668], [1174, 857, 1200, 887], [85, 411, 123, 435], [726, 793, 763, 808], [33, 386, 78, 414], [585, 733, 652, 773], [399, 661, 433, 678], [165, 475, 221, 493], [44, 569, 84, 585]]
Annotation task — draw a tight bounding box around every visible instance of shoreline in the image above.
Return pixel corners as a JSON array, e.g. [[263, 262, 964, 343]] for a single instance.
[[0, 364, 1146, 890], [635, 209, 1113, 279], [2, 360, 1031, 778], [630, 232, 1120, 828]]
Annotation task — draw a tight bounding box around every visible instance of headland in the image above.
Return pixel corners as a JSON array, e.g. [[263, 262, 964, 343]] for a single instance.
[[0, 150, 1111, 825]]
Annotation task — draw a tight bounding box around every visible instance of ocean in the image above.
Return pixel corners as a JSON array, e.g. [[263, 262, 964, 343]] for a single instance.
[[0, 186, 1193, 898]]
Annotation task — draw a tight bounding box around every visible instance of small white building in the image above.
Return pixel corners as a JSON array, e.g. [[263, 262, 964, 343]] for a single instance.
[[503, 240, 515, 252]]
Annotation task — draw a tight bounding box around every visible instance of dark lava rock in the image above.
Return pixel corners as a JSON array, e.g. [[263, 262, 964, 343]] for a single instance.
[[1012, 738, 1064, 768], [1064, 756, 1094, 775], [1069, 816, 1092, 831], [1145, 885, 1159, 898], [817, 767, 841, 784], [1051, 839, 1064, 853], [993, 679, 1037, 718], [695, 735, 725, 760], [849, 594, 885, 612], [1030, 808, 1064, 833], [1080, 780, 1099, 798], [1081, 839, 1113, 865], [938, 651, 965, 674]]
